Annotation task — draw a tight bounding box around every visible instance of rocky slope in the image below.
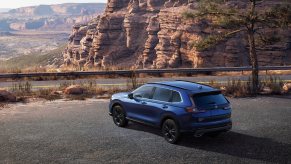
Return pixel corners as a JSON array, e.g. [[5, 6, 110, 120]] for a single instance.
[[63, 0, 291, 69], [0, 3, 106, 31]]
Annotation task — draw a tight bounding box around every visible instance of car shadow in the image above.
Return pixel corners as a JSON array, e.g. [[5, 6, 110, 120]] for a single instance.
[[126, 122, 291, 163], [126, 122, 162, 136]]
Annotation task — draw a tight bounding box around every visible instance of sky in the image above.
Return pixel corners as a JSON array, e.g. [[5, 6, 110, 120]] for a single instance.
[[0, 0, 107, 9]]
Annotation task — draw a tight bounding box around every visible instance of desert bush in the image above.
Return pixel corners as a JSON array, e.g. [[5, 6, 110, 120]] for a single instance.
[[11, 81, 32, 96], [34, 89, 62, 101], [59, 81, 76, 90], [0, 103, 4, 108], [215, 76, 285, 97], [59, 80, 128, 100], [223, 78, 252, 97], [127, 71, 139, 90], [260, 76, 284, 94], [126, 71, 147, 90], [208, 79, 221, 89]]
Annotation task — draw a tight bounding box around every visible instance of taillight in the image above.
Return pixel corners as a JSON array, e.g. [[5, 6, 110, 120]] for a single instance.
[[185, 107, 197, 113]]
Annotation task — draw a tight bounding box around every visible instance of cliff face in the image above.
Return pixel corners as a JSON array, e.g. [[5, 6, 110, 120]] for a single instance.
[[63, 0, 291, 69]]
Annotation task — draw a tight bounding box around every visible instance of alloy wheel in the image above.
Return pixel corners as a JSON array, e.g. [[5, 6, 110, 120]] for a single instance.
[[162, 119, 180, 144], [112, 106, 128, 127]]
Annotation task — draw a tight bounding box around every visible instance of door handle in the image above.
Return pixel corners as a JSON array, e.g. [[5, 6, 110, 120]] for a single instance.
[[162, 105, 168, 109], [141, 102, 147, 105]]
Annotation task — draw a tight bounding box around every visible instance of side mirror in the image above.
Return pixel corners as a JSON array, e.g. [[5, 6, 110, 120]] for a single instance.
[[128, 93, 134, 99]]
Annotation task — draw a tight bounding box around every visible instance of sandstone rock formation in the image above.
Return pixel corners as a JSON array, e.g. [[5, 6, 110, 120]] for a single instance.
[[63, 17, 100, 67], [283, 83, 291, 93], [63, 0, 291, 69], [0, 89, 17, 102], [64, 85, 86, 95]]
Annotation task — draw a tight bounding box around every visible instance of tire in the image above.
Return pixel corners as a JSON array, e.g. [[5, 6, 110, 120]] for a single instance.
[[112, 105, 128, 127], [162, 119, 180, 144]]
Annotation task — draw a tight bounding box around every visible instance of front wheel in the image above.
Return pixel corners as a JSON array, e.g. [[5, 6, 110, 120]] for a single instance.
[[112, 105, 128, 127], [162, 119, 180, 144]]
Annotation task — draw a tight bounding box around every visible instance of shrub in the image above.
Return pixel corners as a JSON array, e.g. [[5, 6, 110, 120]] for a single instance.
[[34, 89, 62, 101], [126, 71, 146, 90], [223, 78, 252, 97], [260, 76, 284, 94]]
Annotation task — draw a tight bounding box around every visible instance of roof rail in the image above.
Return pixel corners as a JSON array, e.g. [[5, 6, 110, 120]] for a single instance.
[[173, 80, 213, 88], [147, 82, 190, 91]]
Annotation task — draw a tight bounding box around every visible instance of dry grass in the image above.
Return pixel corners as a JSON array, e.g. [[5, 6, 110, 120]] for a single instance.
[[207, 76, 287, 97], [266, 70, 291, 76], [0, 103, 8, 109], [215, 70, 291, 76], [59, 80, 129, 100], [34, 89, 62, 101], [126, 72, 147, 90], [19, 74, 143, 101], [9, 82, 62, 101], [4, 75, 289, 102], [224, 79, 253, 97], [260, 76, 284, 95], [11, 82, 33, 97]]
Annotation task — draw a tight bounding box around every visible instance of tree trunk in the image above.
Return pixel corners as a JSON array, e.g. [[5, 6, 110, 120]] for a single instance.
[[248, 0, 259, 95], [248, 30, 259, 94]]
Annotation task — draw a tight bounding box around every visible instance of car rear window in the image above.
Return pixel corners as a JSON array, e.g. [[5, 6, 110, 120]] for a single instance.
[[152, 88, 182, 103], [193, 92, 228, 108], [172, 91, 182, 102], [152, 87, 172, 102]]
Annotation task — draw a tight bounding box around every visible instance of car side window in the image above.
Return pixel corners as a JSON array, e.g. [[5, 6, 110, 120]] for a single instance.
[[152, 87, 172, 102], [171, 91, 182, 102], [133, 86, 154, 99]]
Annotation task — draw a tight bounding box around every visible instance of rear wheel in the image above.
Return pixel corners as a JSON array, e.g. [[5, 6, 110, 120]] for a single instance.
[[162, 119, 180, 144], [112, 105, 128, 127]]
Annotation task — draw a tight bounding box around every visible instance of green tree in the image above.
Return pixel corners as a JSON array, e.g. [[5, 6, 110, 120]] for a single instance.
[[184, 0, 291, 94]]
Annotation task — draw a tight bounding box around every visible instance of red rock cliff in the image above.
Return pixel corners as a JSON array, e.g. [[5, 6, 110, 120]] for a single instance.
[[63, 0, 291, 69]]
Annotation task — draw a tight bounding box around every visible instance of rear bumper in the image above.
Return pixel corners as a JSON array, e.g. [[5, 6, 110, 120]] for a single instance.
[[194, 122, 232, 134], [182, 121, 232, 134]]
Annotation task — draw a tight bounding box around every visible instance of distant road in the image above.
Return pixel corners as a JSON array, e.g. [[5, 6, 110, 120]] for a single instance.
[[0, 74, 291, 90]]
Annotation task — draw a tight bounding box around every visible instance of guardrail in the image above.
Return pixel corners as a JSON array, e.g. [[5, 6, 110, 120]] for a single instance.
[[0, 66, 290, 79]]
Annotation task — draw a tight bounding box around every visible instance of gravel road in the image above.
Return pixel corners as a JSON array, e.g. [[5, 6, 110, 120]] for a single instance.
[[0, 97, 291, 164]]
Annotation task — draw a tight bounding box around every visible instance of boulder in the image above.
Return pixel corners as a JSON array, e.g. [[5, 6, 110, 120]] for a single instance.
[[0, 89, 17, 102], [261, 86, 272, 94], [283, 83, 291, 93], [51, 91, 63, 95], [64, 85, 86, 95]]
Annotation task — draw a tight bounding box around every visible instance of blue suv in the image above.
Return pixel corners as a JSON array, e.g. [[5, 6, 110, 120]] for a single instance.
[[109, 81, 232, 144]]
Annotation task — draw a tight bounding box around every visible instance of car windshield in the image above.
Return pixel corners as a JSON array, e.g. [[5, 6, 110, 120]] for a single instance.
[[193, 92, 228, 108]]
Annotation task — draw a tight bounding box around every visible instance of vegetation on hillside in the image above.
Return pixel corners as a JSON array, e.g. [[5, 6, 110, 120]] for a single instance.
[[0, 44, 66, 71]]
